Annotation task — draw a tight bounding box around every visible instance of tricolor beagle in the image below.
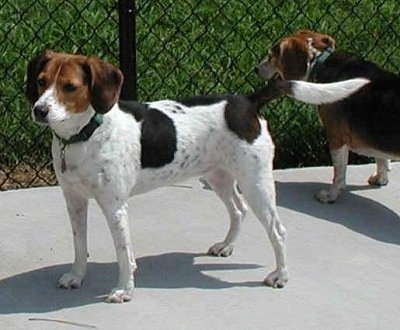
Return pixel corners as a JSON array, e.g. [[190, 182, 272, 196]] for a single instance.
[[255, 30, 400, 203], [26, 50, 368, 302]]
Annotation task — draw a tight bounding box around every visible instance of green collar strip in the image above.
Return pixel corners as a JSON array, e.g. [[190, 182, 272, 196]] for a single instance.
[[55, 113, 104, 146]]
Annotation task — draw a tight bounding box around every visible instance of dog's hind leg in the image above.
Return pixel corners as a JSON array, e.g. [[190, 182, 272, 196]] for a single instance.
[[315, 144, 348, 203], [58, 185, 89, 290], [368, 158, 390, 186], [204, 168, 248, 257], [236, 169, 288, 288]]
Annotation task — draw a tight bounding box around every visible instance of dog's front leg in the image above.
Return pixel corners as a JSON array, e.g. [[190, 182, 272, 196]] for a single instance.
[[58, 187, 88, 289], [315, 144, 348, 203], [100, 201, 136, 303]]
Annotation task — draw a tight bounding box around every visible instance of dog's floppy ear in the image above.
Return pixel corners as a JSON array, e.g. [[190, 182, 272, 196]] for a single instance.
[[295, 30, 336, 50], [25, 50, 54, 104], [315, 34, 335, 50], [279, 38, 309, 80], [83, 57, 124, 114]]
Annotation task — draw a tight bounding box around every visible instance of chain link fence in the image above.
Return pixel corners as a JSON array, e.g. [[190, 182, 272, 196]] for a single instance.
[[1, 0, 399, 190]]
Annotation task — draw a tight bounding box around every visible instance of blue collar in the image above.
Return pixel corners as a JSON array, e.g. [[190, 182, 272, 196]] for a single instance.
[[307, 47, 334, 81]]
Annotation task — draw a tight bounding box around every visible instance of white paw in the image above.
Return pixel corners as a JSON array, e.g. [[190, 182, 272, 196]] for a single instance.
[[58, 272, 84, 289], [314, 188, 340, 204], [264, 269, 288, 288], [208, 242, 234, 257], [106, 288, 133, 303], [368, 174, 388, 186]]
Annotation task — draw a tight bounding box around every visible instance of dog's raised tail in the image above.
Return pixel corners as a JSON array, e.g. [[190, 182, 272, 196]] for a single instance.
[[279, 78, 370, 105]]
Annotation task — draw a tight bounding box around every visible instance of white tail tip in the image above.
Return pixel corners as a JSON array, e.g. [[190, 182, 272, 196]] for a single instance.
[[290, 78, 370, 105]]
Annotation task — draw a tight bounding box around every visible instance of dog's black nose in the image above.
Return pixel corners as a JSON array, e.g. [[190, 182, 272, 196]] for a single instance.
[[33, 105, 49, 122], [254, 66, 259, 74]]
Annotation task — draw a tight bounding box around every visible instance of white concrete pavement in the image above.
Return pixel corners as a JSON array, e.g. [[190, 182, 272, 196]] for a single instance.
[[1, 164, 400, 329]]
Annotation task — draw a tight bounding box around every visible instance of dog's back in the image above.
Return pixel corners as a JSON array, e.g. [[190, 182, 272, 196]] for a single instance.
[[315, 51, 400, 155], [316, 50, 398, 82]]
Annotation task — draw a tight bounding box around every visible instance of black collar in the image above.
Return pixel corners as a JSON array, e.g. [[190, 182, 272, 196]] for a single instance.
[[54, 113, 104, 146], [308, 47, 334, 81]]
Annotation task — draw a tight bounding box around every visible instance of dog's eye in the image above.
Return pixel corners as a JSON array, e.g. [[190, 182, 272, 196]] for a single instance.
[[37, 78, 46, 87], [63, 83, 77, 92]]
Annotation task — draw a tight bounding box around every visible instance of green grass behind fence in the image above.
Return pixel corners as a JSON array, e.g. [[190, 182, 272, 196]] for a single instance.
[[1, 0, 399, 169]]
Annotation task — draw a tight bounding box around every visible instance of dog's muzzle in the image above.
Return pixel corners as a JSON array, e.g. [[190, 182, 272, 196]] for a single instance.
[[33, 104, 49, 123], [254, 64, 277, 80]]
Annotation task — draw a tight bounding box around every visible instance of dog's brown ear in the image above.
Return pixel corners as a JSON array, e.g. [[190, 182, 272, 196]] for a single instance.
[[84, 57, 123, 114], [25, 50, 54, 104], [279, 39, 309, 80], [295, 30, 336, 50], [315, 34, 335, 50]]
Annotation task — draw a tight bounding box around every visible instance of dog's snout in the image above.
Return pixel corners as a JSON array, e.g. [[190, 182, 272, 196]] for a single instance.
[[254, 66, 259, 74], [33, 105, 49, 122]]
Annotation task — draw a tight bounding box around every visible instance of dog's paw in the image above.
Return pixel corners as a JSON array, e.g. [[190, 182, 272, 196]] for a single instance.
[[58, 272, 84, 289], [264, 269, 288, 289], [208, 242, 234, 257], [314, 188, 339, 204], [106, 288, 133, 303], [368, 174, 388, 186]]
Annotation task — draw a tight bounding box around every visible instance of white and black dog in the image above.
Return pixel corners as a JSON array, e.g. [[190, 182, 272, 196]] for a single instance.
[[26, 50, 369, 302]]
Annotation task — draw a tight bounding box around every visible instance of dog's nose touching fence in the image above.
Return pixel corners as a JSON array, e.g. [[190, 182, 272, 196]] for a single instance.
[[1, 0, 399, 190]]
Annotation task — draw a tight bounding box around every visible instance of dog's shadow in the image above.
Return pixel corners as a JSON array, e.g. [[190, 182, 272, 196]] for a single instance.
[[276, 181, 400, 245], [0, 252, 261, 314]]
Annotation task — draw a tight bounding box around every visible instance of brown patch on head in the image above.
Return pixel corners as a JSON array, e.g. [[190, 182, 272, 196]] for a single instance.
[[26, 50, 123, 114], [256, 36, 309, 80], [295, 30, 335, 50], [53, 56, 92, 114], [256, 30, 336, 81]]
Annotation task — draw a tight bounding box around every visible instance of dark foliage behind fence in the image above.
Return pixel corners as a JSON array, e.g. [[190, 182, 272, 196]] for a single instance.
[[1, 0, 399, 189]]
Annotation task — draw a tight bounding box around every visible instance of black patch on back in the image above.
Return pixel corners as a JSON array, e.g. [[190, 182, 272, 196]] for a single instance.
[[119, 101, 177, 168], [179, 94, 261, 143], [119, 100, 149, 121], [140, 108, 177, 168], [178, 94, 228, 107]]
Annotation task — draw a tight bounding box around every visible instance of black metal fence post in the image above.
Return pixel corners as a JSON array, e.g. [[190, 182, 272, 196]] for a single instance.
[[118, 0, 137, 100]]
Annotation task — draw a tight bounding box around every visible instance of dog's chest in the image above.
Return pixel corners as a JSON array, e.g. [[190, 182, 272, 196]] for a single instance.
[[53, 113, 141, 191]]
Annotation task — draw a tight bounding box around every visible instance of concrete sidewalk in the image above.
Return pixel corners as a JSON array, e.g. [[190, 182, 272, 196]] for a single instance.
[[1, 164, 400, 329]]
